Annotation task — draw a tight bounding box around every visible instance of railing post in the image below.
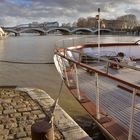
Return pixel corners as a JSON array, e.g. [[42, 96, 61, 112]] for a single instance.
[[128, 88, 136, 140], [61, 57, 70, 87], [74, 63, 81, 100], [56, 55, 64, 78], [106, 61, 109, 74], [78, 51, 82, 63], [95, 72, 100, 119], [64, 48, 66, 57]]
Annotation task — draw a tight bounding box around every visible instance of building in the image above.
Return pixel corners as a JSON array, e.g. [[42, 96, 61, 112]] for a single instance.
[[45, 22, 59, 28], [29, 22, 39, 28], [29, 22, 59, 29]]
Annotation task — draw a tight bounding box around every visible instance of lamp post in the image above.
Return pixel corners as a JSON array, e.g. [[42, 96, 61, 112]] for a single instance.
[[96, 8, 101, 60], [98, 8, 100, 60]]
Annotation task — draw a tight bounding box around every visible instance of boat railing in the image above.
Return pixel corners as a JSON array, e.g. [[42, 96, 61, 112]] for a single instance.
[[55, 36, 99, 49], [135, 40, 140, 44], [64, 48, 140, 72], [54, 46, 140, 139], [55, 36, 140, 49]]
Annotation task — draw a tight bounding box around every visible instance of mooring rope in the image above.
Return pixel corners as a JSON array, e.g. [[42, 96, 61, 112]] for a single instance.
[[0, 59, 54, 64], [51, 80, 64, 114]]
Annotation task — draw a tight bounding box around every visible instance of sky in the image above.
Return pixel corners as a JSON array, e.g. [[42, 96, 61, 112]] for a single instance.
[[0, 0, 140, 27]]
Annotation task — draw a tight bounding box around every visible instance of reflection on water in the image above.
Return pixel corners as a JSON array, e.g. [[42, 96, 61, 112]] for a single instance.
[[0, 35, 139, 139]]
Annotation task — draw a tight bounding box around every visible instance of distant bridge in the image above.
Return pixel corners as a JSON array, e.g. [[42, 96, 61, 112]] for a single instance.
[[3, 26, 112, 36]]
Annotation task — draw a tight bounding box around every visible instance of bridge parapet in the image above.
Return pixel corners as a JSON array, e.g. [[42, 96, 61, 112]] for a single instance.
[[3, 26, 112, 36]]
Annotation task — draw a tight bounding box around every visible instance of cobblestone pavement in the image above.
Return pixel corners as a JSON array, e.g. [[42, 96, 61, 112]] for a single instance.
[[0, 88, 63, 140]]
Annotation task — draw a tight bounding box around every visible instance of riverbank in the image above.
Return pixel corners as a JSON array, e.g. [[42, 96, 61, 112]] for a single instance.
[[0, 87, 92, 140]]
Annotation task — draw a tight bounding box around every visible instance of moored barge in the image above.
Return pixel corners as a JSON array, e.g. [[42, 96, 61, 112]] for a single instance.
[[54, 36, 140, 140]]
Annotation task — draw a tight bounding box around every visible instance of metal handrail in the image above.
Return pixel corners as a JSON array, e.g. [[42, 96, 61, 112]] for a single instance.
[[135, 40, 140, 44], [55, 49, 140, 91], [65, 48, 140, 72]]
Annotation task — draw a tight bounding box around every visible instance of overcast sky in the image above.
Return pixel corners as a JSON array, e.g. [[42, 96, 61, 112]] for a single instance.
[[0, 0, 140, 26]]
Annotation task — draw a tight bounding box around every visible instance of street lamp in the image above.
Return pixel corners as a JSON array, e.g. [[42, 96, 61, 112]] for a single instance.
[[96, 8, 101, 60]]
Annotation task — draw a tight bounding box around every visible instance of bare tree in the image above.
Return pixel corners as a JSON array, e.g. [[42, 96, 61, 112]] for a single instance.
[[86, 17, 97, 27], [77, 17, 87, 27], [116, 14, 138, 30]]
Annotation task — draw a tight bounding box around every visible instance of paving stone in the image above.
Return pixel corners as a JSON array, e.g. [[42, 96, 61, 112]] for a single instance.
[[9, 128, 17, 134], [22, 112, 30, 116], [0, 135, 4, 140], [26, 130, 31, 136], [4, 98, 12, 103], [3, 129, 9, 135], [38, 113, 46, 119], [7, 134, 15, 139], [31, 106, 40, 110], [25, 125, 31, 131], [3, 109, 16, 114], [0, 125, 4, 129], [18, 108, 29, 112], [13, 112, 21, 117], [14, 104, 26, 109], [26, 120, 35, 125], [3, 135, 8, 140], [19, 137, 31, 140], [27, 114, 38, 120], [16, 132, 27, 138], [31, 110, 42, 115], [0, 105, 3, 110], [0, 88, 64, 140]]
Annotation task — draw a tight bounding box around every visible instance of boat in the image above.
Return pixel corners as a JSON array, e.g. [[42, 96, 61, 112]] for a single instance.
[[54, 36, 140, 140], [0, 27, 7, 39]]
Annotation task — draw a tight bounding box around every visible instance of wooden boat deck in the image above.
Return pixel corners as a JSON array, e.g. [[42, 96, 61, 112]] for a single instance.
[[89, 61, 140, 86], [68, 65, 140, 139]]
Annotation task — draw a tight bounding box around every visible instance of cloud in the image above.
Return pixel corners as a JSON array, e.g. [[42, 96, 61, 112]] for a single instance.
[[0, 0, 140, 26]]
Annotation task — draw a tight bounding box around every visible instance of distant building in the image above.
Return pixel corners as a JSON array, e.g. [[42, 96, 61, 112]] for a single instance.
[[45, 22, 59, 28], [102, 19, 126, 30], [102, 20, 114, 29], [29, 21, 59, 29], [29, 22, 39, 27]]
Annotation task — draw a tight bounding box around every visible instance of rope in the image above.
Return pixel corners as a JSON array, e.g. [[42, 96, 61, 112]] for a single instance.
[[0, 59, 54, 64], [51, 80, 64, 115]]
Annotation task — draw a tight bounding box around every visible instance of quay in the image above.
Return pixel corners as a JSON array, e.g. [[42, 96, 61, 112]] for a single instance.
[[0, 87, 91, 140]]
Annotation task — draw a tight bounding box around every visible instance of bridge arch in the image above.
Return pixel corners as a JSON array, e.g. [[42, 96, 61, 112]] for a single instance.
[[72, 28, 93, 34], [4, 29, 20, 36], [19, 28, 46, 35], [47, 28, 71, 34]]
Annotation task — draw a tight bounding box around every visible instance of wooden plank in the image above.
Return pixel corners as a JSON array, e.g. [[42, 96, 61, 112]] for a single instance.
[[68, 87, 137, 140], [117, 85, 140, 96]]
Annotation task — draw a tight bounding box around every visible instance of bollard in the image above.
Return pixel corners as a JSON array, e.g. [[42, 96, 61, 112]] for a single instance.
[[31, 117, 54, 140]]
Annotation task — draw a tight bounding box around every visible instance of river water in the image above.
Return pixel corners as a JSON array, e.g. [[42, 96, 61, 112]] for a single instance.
[[0, 34, 139, 139]]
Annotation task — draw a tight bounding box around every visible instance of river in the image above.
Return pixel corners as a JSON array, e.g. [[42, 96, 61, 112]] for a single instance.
[[0, 34, 139, 139]]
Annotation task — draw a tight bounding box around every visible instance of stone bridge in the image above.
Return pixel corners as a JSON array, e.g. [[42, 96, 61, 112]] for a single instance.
[[3, 26, 112, 36]]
